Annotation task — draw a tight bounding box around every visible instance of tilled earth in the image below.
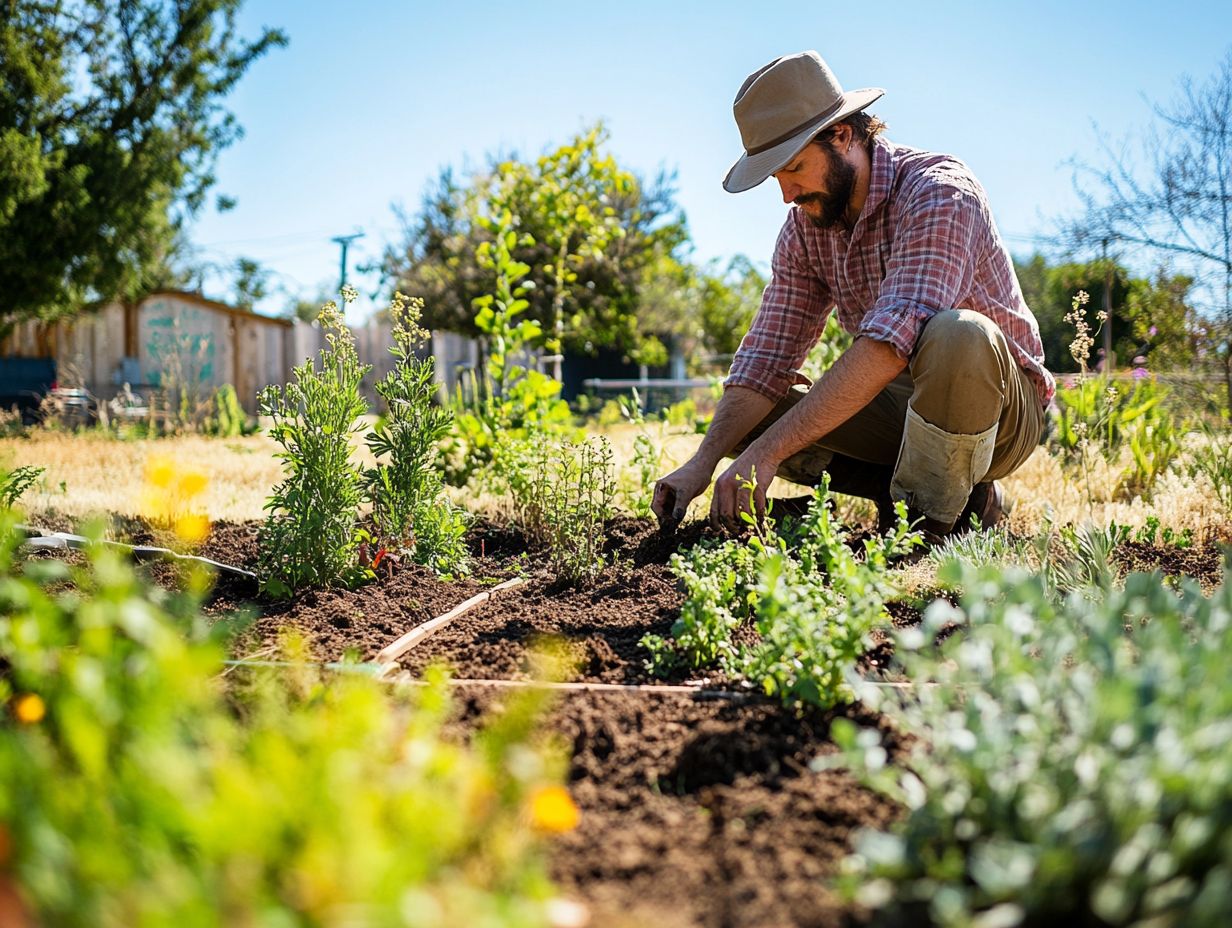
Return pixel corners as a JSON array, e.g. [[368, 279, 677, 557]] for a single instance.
[[19, 510, 1231, 927]]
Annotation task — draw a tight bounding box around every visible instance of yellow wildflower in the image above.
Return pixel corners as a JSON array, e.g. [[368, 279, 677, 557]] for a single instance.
[[177, 471, 208, 499], [145, 456, 175, 488], [13, 694, 45, 724], [174, 513, 211, 545], [528, 785, 580, 834]]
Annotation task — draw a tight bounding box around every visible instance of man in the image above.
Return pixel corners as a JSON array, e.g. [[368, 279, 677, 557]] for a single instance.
[[652, 50, 1054, 541]]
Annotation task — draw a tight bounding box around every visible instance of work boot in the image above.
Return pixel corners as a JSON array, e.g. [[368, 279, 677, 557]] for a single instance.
[[953, 481, 1006, 534]]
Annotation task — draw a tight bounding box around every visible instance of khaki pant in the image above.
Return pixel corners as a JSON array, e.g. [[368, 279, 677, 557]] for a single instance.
[[738, 309, 1046, 524]]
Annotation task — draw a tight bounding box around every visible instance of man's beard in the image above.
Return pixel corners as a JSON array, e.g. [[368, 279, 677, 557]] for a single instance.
[[795, 144, 856, 230]]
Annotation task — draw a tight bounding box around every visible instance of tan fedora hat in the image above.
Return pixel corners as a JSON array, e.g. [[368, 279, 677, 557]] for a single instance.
[[723, 51, 884, 193]]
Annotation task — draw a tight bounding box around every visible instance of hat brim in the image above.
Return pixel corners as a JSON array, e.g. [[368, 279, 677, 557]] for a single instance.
[[722, 88, 885, 194]]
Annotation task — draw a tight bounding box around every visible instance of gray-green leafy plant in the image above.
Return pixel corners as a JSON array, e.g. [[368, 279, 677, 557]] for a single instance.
[[365, 293, 469, 575], [643, 476, 920, 708], [829, 557, 1232, 927], [258, 295, 370, 597]]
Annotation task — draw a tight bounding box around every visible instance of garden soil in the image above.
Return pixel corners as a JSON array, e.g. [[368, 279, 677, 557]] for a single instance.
[[21, 510, 1232, 927]]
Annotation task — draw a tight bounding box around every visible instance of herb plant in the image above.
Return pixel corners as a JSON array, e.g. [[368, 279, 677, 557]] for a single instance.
[[498, 435, 615, 586], [0, 465, 43, 509], [258, 293, 370, 597], [643, 477, 920, 708], [365, 293, 469, 575]]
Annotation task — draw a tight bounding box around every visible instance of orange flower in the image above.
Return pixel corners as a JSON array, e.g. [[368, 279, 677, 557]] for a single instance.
[[528, 785, 580, 834], [13, 694, 44, 724]]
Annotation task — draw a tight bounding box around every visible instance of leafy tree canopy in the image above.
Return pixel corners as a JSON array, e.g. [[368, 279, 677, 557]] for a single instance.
[[381, 123, 689, 364], [0, 0, 286, 329]]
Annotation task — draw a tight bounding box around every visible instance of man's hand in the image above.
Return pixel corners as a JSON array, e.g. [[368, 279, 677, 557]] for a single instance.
[[651, 459, 716, 530], [710, 450, 778, 533]]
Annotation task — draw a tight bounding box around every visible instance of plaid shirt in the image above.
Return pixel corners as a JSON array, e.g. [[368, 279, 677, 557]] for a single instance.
[[726, 136, 1055, 407]]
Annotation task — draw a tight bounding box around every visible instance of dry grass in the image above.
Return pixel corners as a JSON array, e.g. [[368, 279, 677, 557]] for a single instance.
[[2, 431, 284, 524], [4, 421, 1228, 548]]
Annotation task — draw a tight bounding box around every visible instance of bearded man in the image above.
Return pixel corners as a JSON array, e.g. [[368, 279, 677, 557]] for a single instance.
[[652, 50, 1054, 542]]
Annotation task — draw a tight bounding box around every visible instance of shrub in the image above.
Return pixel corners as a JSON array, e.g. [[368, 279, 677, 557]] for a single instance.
[[258, 295, 369, 597], [202, 384, 251, 437], [365, 293, 469, 575], [830, 557, 1232, 927], [0, 518, 566, 926]]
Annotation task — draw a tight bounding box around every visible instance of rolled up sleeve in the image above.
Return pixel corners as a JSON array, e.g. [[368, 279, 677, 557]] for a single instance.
[[725, 215, 833, 401], [857, 178, 984, 359]]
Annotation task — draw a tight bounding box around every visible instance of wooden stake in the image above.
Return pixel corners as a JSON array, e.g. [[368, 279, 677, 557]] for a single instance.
[[376, 577, 528, 666]]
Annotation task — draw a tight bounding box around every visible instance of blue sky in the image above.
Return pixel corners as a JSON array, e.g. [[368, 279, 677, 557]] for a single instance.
[[188, 0, 1232, 321]]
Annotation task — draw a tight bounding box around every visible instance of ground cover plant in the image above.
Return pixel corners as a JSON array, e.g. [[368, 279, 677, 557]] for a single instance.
[[831, 556, 1232, 928]]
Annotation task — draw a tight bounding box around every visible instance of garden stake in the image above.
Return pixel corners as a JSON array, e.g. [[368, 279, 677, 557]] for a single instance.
[[376, 577, 528, 669]]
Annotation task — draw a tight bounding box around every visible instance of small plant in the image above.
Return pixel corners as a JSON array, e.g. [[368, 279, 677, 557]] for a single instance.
[[641, 538, 759, 675], [0, 465, 44, 510], [1190, 420, 1232, 518], [498, 435, 615, 586], [202, 384, 251, 437], [616, 390, 679, 519], [258, 292, 370, 597], [365, 293, 469, 575], [828, 556, 1232, 928], [643, 477, 920, 708]]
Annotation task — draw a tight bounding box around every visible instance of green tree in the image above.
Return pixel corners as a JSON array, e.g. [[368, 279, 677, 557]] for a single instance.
[[636, 253, 768, 371], [230, 256, 272, 310], [1014, 254, 1195, 373], [0, 1, 286, 329], [381, 123, 688, 365]]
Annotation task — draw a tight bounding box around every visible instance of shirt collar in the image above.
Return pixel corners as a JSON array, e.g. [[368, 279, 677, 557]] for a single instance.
[[861, 135, 896, 220]]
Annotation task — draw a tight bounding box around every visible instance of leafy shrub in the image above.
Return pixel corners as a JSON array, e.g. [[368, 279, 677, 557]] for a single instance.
[[365, 293, 469, 575], [0, 519, 565, 926], [258, 296, 369, 597], [830, 557, 1232, 927], [643, 477, 919, 708]]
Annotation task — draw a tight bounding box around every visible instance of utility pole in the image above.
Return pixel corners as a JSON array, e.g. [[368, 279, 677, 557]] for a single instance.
[[1101, 238, 1115, 371], [331, 231, 365, 305]]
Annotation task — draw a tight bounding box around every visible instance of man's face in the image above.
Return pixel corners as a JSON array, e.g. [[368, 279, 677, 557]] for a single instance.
[[772, 134, 856, 230]]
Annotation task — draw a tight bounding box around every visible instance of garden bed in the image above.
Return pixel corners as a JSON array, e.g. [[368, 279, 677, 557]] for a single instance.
[[20, 511, 1232, 927]]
